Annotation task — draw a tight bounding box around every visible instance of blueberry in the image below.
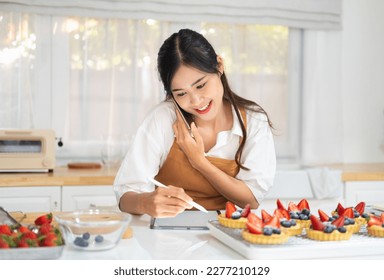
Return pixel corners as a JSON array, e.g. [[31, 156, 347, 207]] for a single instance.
[[95, 235, 104, 243], [338, 227, 347, 233], [344, 219, 350, 226], [328, 217, 335, 222], [301, 209, 310, 216], [231, 211, 241, 219], [290, 212, 299, 219], [74, 237, 89, 247], [281, 220, 291, 228], [362, 213, 369, 218], [263, 227, 273, 236], [82, 232, 90, 240], [289, 219, 297, 226], [323, 225, 335, 233], [299, 213, 309, 220], [272, 228, 281, 234]]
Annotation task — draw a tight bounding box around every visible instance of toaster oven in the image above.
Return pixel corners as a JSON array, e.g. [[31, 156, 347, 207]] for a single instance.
[[0, 129, 56, 172]]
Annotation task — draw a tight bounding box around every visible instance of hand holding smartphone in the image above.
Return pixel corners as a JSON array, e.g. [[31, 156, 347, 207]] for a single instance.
[[171, 98, 194, 138]]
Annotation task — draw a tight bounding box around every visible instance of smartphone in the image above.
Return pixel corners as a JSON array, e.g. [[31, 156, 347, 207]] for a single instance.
[[171, 98, 192, 132]]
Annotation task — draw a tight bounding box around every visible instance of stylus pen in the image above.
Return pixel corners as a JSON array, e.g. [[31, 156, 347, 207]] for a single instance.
[[147, 177, 208, 213]]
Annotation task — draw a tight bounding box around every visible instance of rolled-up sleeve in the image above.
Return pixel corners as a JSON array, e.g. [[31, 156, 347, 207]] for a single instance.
[[113, 102, 175, 202]]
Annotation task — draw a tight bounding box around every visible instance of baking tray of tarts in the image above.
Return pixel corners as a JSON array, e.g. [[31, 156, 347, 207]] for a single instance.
[[207, 221, 384, 259]]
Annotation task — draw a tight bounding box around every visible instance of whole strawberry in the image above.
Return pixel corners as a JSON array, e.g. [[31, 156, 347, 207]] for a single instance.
[[0, 224, 12, 236], [34, 213, 53, 225]]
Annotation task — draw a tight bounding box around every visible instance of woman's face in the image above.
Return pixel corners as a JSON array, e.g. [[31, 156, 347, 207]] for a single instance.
[[171, 65, 224, 122]]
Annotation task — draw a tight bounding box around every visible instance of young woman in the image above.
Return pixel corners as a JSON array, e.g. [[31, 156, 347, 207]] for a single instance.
[[114, 29, 276, 217]]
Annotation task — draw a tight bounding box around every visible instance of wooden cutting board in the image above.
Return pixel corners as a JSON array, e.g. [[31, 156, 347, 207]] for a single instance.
[[9, 211, 133, 239]]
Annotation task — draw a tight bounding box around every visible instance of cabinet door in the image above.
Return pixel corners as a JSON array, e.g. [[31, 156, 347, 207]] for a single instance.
[[61, 186, 117, 211], [0, 186, 61, 212], [344, 181, 384, 206]]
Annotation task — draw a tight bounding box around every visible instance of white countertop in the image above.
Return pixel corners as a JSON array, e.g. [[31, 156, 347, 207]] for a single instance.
[[57, 212, 384, 260], [59, 214, 245, 260]]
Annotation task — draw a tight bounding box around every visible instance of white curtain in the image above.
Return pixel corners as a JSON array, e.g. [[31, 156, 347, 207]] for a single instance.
[[0, 0, 342, 29], [301, 30, 343, 164], [0, 1, 344, 164]]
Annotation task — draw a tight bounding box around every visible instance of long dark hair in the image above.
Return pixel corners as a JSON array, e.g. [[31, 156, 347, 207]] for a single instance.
[[157, 29, 272, 170]]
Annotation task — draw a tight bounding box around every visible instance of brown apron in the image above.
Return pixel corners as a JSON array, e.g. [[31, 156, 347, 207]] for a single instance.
[[155, 108, 247, 210]]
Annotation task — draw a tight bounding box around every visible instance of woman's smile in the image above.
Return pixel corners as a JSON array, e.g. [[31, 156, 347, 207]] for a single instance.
[[195, 100, 212, 114]]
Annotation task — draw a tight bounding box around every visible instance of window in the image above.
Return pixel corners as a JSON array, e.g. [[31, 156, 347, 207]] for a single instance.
[[0, 12, 301, 163]]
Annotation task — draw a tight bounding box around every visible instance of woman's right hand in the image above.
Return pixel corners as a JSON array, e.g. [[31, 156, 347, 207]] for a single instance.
[[138, 185, 193, 217]]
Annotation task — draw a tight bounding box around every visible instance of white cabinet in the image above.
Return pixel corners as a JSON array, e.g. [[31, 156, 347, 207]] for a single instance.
[[344, 181, 384, 206], [61, 185, 117, 211], [0, 186, 61, 212]]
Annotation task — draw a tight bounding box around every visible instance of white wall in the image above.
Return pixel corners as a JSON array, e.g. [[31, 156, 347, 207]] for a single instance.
[[341, 0, 384, 163]]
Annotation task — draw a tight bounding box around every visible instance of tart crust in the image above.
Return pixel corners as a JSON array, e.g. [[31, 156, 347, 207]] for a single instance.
[[306, 228, 352, 241], [367, 225, 384, 237], [296, 219, 311, 229], [355, 217, 367, 226], [217, 214, 247, 229], [242, 229, 289, 245], [345, 223, 361, 234], [281, 224, 303, 236]]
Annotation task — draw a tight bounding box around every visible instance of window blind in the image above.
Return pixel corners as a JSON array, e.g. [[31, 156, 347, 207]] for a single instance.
[[0, 0, 342, 29]]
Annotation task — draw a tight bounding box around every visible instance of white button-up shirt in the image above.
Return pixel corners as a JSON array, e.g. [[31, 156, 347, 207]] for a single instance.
[[114, 101, 276, 204]]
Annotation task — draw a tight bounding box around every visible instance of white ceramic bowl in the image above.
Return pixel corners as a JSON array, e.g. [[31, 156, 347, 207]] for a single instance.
[[55, 209, 131, 251]]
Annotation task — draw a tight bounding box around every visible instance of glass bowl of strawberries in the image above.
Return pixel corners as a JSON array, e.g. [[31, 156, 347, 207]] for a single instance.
[[55, 209, 131, 251]]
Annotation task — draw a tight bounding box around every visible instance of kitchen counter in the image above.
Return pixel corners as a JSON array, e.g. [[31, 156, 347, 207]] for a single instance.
[[328, 163, 384, 181], [61, 214, 245, 260], [57, 214, 384, 260], [1, 163, 383, 188], [0, 164, 119, 187]]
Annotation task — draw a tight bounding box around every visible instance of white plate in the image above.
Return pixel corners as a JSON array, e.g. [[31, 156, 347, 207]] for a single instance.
[[0, 245, 64, 260], [208, 220, 384, 259]]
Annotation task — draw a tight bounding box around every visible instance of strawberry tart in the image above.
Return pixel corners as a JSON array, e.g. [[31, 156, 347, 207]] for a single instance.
[[306, 214, 352, 241], [217, 202, 251, 229], [261, 209, 302, 236], [242, 213, 289, 244], [277, 199, 311, 229], [367, 213, 384, 238]]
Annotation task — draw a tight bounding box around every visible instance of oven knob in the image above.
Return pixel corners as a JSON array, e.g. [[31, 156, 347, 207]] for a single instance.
[[42, 158, 52, 167]]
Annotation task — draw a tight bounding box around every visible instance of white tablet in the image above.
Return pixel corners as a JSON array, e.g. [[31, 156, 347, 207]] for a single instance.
[[150, 210, 220, 230]]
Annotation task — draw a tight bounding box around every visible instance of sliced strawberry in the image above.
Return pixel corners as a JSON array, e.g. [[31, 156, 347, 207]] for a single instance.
[[246, 222, 263, 234], [261, 209, 272, 223], [331, 215, 345, 228], [264, 215, 280, 229], [368, 215, 382, 227], [318, 209, 330, 222], [335, 203, 345, 215], [240, 203, 251, 217], [225, 202, 237, 218], [381, 213, 384, 223], [310, 215, 325, 231], [247, 213, 262, 226], [297, 199, 310, 211], [343, 207, 354, 219], [288, 201, 300, 213], [276, 199, 286, 210], [354, 202, 365, 215], [274, 208, 290, 220]]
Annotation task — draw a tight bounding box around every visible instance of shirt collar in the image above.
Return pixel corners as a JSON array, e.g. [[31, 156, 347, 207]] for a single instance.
[[231, 105, 244, 137]]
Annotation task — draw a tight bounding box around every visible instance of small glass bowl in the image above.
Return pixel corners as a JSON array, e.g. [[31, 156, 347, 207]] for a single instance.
[[55, 209, 131, 251]]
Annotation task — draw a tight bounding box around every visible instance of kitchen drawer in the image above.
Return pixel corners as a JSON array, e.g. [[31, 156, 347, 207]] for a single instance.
[[0, 186, 61, 212], [344, 181, 384, 206], [61, 185, 117, 211]]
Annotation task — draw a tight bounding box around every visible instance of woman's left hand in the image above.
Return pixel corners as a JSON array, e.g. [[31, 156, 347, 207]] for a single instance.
[[173, 110, 206, 169]]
